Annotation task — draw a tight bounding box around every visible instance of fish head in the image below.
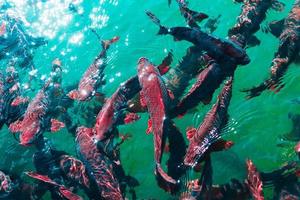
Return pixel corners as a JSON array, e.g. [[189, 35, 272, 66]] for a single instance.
[[137, 57, 158, 76]]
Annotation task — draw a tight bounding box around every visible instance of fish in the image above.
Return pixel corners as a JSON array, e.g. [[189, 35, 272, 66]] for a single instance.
[[59, 155, 92, 197], [146, 11, 250, 65], [68, 36, 119, 101], [137, 57, 178, 192], [25, 171, 83, 200], [183, 77, 233, 167], [228, 0, 285, 47], [127, 50, 173, 113], [75, 126, 123, 199], [176, 0, 208, 28], [93, 76, 141, 141], [246, 160, 264, 200], [170, 59, 224, 118], [9, 88, 48, 146], [242, 0, 299, 98]]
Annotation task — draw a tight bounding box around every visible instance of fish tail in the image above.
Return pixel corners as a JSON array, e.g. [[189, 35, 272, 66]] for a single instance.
[[145, 10, 169, 35], [101, 36, 120, 50], [155, 164, 179, 193]]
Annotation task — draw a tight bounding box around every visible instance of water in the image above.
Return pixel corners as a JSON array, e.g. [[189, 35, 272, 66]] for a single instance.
[[0, 0, 299, 199]]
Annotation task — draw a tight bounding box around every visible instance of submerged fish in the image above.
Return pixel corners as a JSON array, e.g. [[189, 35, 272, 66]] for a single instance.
[[9, 88, 48, 146], [184, 77, 233, 167], [68, 36, 119, 101], [76, 126, 123, 199], [137, 57, 178, 192], [146, 11, 250, 65], [242, 0, 300, 98]]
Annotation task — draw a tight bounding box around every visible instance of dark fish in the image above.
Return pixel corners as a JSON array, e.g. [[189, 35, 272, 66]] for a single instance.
[[137, 57, 178, 192], [228, 0, 285, 47], [146, 11, 250, 65], [176, 1, 208, 28], [242, 0, 299, 98], [68, 36, 119, 101], [170, 59, 223, 118], [184, 77, 233, 167], [76, 126, 123, 199]]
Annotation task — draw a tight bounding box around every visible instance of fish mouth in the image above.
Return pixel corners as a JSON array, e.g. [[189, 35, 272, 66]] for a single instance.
[[138, 57, 148, 64]]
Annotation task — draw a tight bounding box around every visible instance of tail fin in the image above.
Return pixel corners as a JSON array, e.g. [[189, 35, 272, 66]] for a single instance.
[[246, 159, 264, 200], [101, 36, 120, 50], [145, 11, 169, 35], [155, 164, 179, 194]]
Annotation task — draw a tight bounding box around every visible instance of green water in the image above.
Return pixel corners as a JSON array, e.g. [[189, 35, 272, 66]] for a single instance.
[[0, 0, 299, 199]]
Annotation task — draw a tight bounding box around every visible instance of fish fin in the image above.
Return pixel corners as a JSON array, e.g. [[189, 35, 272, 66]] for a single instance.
[[246, 160, 264, 200], [101, 36, 120, 50], [209, 139, 234, 152], [59, 187, 83, 200], [186, 127, 196, 140], [155, 164, 178, 193], [145, 11, 169, 35], [124, 113, 140, 124], [50, 119, 65, 132], [271, 0, 285, 12], [25, 171, 59, 186], [163, 143, 170, 153], [295, 141, 300, 154], [167, 89, 174, 100], [125, 175, 140, 187], [139, 91, 147, 107], [67, 90, 80, 100], [157, 50, 173, 75], [0, 22, 6, 36], [9, 120, 22, 133], [267, 19, 285, 38], [247, 35, 261, 47], [201, 94, 213, 105], [146, 119, 152, 134]]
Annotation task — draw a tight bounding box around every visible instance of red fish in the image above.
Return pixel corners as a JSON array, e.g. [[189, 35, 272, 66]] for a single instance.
[[25, 171, 83, 200], [76, 126, 123, 199], [59, 155, 90, 189], [11, 96, 29, 107], [246, 160, 264, 200], [94, 76, 141, 141], [50, 119, 65, 132], [184, 77, 233, 167], [68, 36, 119, 101], [9, 89, 48, 146], [137, 57, 177, 191]]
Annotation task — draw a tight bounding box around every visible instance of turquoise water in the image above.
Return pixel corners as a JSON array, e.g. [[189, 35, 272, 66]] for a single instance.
[[0, 0, 299, 199]]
